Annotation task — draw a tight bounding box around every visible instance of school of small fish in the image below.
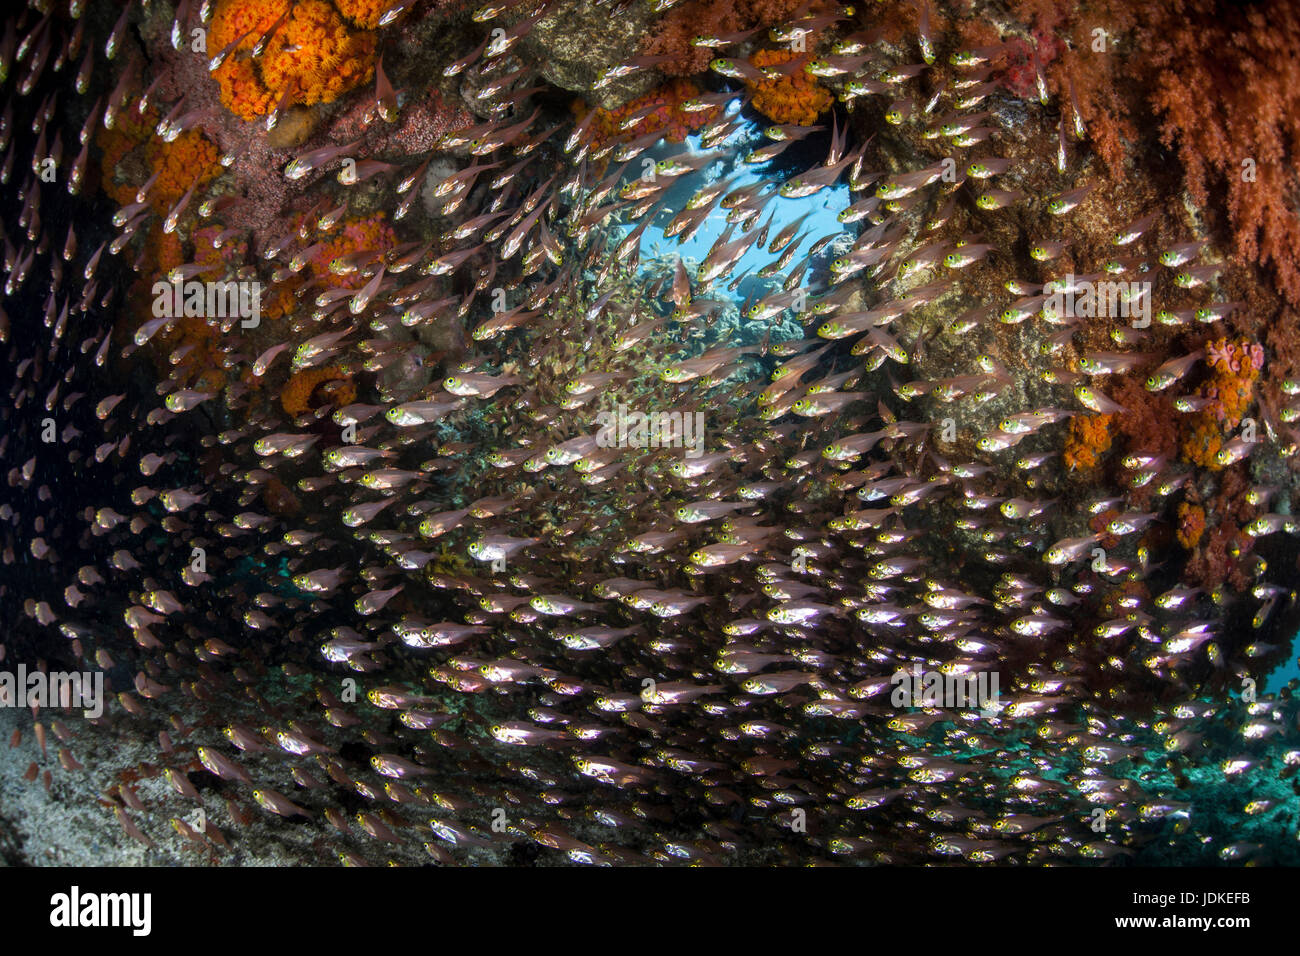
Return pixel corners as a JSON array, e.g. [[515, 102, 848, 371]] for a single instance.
[[1, 0, 1299, 866]]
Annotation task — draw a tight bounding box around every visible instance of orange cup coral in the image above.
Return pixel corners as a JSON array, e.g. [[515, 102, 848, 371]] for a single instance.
[[210, 0, 376, 120], [1176, 502, 1206, 549], [1179, 338, 1263, 470], [1063, 414, 1113, 471], [746, 48, 833, 127], [97, 106, 221, 217], [209, 0, 288, 120], [145, 129, 223, 215], [332, 0, 391, 29]]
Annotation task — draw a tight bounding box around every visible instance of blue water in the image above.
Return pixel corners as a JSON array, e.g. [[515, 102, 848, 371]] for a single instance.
[[614, 97, 853, 313], [1264, 644, 1299, 695]]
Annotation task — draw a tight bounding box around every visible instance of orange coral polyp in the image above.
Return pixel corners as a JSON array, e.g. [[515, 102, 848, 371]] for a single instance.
[[1063, 414, 1113, 471], [745, 48, 832, 127], [145, 129, 223, 214], [210, 0, 375, 119], [213, 58, 277, 121], [333, 0, 390, 29], [210, 0, 290, 50], [1179, 339, 1262, 470], [261, 1, 376, 109]]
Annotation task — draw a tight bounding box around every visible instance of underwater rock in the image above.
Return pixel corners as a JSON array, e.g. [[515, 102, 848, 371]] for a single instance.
[[522, 0, 661, 107], [0, 0, 1299, 870]]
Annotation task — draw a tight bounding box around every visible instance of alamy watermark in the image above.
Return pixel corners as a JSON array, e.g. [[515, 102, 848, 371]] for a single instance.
[[891, 663, 1001, 716], [50, 886, 151, 936], [1044, 274, 1151, 326], [594, 403, 705, 459], [152, 278, 262, 328], [0, 665, 104, 718]]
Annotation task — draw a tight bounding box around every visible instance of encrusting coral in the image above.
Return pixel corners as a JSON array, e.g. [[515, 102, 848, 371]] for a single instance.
[[578, 79, 719, 150], [301, 213, 400, 291]]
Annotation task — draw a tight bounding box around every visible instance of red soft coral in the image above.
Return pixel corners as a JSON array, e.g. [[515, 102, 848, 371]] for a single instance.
[[1145, 1, 1300, 305], [640, 0, 827, 77]]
